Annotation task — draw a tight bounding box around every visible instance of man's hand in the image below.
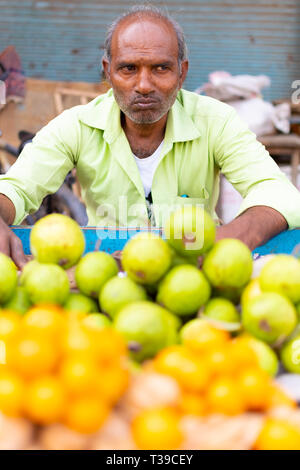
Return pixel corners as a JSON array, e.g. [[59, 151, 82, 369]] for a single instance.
[[0, 216, 27, 269], [0, 194, 27, 269], [216, 205, 288, 251]]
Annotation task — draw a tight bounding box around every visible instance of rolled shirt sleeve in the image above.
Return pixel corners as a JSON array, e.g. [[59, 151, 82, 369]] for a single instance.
[[214, 108, 300, 229], [0, 109, 79, 224]]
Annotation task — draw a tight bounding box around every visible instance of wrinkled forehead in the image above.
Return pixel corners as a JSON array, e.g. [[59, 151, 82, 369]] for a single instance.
[[110, 16, 179, 61]]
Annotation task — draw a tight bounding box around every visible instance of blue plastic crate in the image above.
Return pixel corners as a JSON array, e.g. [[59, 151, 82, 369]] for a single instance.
[[11, 226, 300, 257]]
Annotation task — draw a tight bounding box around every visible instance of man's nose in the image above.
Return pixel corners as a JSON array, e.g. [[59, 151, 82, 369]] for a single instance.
[[135, 68, 154, 94]]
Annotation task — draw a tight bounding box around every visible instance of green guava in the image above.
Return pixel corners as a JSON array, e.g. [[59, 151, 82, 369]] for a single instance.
[[202, 238, 253, 289], [241, 278, 262, 309], [3, 286, 31, 315], [19, 260, 40, 286], [212, 285, 244, 305], [82, 313, 112, 330], [23, 263, 70, 305], [156, 265, 211, 316], [30, 213, 85, 269], [259, 255, 300, 304], [280, 335, 300, 374], [121, 232, 172, 285], [0, 253, 18, 303], [242, 292, 297, 346], [64, 292, 99, 313], [114, 301, 179, 361], [169, 246, 199, 268], [203, 297, 240, 323], [244, 335, 279, 377], [75, 252, 118, 298], [164, 206, 216, 257], [99, 275, 147, 318]]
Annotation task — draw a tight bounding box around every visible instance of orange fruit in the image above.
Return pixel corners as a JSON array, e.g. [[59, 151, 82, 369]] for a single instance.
[[23, 305, 66, 342], [178, 392, 207, 416], [59, 357, 100, 396], [96, 365, 129, 404], [6, 334, 59, 379], [266, 384, 297, 410], [132, 407, 183, 450], [24, 375, 66, 425], [207, 376, 246, 415], [181, 319, 230, 354], [154, 345, 210, 392], [227, 337, 259, 373], [86, 328, 128, 366], [64, 396, 109, 434], [237, 367, 270, 411], [0, 311, 21, 343], [205, 344, 234, 377], [254, 418, 300, 450], [62, 323, 96, 359], [0, 369, 24, 416]]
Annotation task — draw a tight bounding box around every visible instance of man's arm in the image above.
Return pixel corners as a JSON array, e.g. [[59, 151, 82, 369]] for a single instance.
[[216, 205, 287, 251], [0, 195, 27, 268], [214, 107, 300, 242]]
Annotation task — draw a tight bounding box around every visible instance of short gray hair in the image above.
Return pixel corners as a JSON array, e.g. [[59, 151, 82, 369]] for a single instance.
[[103, 4, 188, 65]]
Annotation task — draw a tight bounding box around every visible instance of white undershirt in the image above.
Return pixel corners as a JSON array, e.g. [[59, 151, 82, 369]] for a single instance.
[[133, 140, 164, 197]]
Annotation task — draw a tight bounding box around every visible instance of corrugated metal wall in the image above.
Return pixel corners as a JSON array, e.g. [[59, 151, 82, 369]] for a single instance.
[[0, 0, 299, 100]]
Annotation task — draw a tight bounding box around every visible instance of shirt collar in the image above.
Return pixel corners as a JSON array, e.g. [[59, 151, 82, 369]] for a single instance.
[[78, 88, 201, 144]]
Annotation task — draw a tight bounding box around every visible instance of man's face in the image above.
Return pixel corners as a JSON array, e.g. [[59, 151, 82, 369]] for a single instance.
[[103, 17, 188, 125]]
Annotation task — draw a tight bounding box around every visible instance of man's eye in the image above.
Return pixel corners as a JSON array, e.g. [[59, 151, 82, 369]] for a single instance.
[[156, 65, 168, 72], [121, 65, 136, 72]]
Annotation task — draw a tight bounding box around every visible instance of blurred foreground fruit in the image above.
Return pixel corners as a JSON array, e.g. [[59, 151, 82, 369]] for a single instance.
[[30, 213, 85, 269], [99, 276, 147, 318], [203, 239, 253, 289], [114, 301, 178, 361], [180, 319, 230, 353], [64, 396, 109, 434], [206, 376, 245, 415], [132, 407, 183, 450], [64, 293, 99, 313], [254, 418, 300, 450], [7, 335, 59, 379], [3, 287, 31, 315], [81, 313, 111, 330], [0, 254, 17, 304], [122, 232, 172, 285], [23, 263, 70, 305], [241, 278, 262, 308], [157, 265, 211, 316], [23, 305, 66, 341], [164, 206, 216, 257], [203, 297, 240, 324], [0, 369, 24, 417], [280, 335, 300, 374], [242, 292, 297, 345], [259, 255, 300, 304], [24, 376, 66, 425], [75, 252, 118, 298], [153, 345, 210, 392], [241, 335, 279, 377]]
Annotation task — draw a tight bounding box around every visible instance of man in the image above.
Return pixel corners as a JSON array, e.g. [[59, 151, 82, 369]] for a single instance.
[[0, 4, 300, 268]]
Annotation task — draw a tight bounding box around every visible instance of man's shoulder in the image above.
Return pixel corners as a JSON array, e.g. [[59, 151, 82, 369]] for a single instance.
[[60, 88, 113, 123], [178, 88, 235, 121]]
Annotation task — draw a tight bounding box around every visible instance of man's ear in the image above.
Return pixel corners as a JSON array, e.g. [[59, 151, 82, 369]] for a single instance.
[[102, 58, 111, 83], [179, 60, 189, 88]]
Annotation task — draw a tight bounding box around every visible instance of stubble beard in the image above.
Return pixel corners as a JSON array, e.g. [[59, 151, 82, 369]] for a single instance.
[[113, 87, 180, 124]]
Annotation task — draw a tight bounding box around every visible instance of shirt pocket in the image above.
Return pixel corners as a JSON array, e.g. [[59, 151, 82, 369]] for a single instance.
[[174, 189, 210, 210]]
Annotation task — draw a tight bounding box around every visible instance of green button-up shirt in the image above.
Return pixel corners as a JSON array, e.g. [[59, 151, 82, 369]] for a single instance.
[[1, 88, 300, 228]]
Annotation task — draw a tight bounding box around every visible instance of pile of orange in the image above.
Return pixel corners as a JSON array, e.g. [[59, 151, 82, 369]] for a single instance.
[[130, 322, 297, 450], [153, 323, 295, 417], [0, 305, 129, 434]]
